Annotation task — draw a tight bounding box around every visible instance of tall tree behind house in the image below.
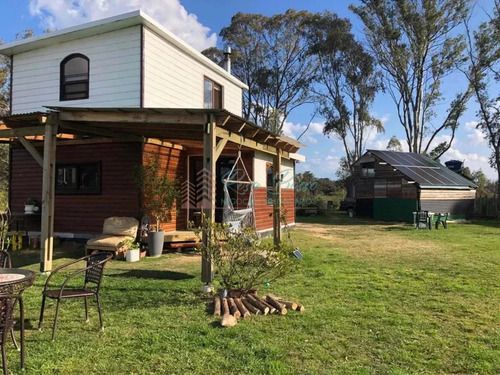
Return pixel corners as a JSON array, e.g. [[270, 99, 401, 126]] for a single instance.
[[351, 0, 473, 159], [306, 12, 383, 174], [461, 0, 500, 214], [203, 10, 316, 134]]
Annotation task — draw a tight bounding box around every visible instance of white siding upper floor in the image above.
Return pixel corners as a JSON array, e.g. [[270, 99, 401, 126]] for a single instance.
[[1, 11, 247, 116], [11, 26, 142, 114], [143, 27, 243, 115]]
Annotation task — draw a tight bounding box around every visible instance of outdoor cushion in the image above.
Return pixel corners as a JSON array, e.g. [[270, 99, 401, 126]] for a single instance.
[[86, 235, 131, 249], [86, 217, 139, 257], [102, 217, 139, 237]]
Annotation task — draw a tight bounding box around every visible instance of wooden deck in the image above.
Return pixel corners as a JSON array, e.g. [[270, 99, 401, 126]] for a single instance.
[[163, 230, 199, 243]]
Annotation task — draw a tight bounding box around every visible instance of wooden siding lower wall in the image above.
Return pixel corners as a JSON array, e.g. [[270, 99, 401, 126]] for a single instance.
[[143, 143, 187, 231], [420, 199, 475, 219], [254, 187, 295, 231], [10, 142, 142, 234]]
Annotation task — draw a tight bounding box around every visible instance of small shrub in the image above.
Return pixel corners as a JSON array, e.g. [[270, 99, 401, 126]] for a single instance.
[[195, 218, 297, 294]]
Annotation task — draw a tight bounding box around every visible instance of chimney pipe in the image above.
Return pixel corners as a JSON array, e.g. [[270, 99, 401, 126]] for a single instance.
[[223, 46, 232, 74]]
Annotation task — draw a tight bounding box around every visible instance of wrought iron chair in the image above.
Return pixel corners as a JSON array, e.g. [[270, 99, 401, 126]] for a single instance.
[[0, 294, 24, 375], [38, 253, 112, 341], [0, 251, 11, 269]]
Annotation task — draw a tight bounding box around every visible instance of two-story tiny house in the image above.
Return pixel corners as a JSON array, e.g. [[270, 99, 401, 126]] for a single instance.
[[0, 11, 304, 271]]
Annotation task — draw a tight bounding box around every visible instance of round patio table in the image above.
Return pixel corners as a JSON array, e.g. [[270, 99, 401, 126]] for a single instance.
[[0, 268, 36, 368]]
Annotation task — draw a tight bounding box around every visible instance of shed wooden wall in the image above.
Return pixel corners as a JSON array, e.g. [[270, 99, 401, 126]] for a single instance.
[[420, 189, 476, 219], [10, 142, 142, 234], [11, 26, 141, 114]]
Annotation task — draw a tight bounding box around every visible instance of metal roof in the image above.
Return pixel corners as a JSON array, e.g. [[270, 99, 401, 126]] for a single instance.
[[366, 150, 477, 189]]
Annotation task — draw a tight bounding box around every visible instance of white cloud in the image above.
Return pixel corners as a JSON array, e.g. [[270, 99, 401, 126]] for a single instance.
[[297, 154, 340, 177], [29, 0, 217, 51], [443, 148, 495, 179], [465, 121, 479, 130], [463, 121, 486, 146]]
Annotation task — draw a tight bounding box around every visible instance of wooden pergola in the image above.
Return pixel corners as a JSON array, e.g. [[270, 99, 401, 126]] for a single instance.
[[0, 107, 303, 281]]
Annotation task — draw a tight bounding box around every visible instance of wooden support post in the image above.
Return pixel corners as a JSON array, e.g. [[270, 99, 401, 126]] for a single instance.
[[273, 150, 282, 247], [40, 115, 58, 273], [201, 114, 217, 284]]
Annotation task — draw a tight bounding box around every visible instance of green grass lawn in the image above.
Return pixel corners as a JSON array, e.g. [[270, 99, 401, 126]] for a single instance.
[[5, 213, 500, 374]]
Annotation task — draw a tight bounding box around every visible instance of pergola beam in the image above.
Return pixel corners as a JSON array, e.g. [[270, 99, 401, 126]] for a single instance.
[[59, 111, 206, 125], [59, 121, 144, 141], [0, 126, 47, 138]]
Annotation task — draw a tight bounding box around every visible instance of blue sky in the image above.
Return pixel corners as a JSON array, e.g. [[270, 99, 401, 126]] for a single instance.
[[0, 0, 496, 179]]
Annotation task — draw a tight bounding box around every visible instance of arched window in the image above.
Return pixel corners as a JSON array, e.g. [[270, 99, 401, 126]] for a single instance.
[[60, 54, 89, 101]]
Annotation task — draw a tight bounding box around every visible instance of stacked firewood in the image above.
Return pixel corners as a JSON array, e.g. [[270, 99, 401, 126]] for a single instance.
[[213, 294, 305, 327]]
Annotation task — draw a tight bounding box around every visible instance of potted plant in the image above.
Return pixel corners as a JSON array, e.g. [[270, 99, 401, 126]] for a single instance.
[[24, 198, 38, 214], [123, 239, 141, 262], [195, 217, 296, 297], [134, 157, 178, 257]]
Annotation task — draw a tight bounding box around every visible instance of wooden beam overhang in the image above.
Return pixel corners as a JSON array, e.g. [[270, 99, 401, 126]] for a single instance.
[[58, 111, 206, 125], [0, 126, 47, 138], [58, 121, 144, 141]]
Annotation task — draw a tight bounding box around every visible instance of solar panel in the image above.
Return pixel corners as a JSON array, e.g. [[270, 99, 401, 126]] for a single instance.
[[368, 150, 476, 188]]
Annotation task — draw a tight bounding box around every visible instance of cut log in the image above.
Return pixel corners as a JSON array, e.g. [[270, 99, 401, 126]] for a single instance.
[[266, 295, 287, 315], [256, 296, 276, 314], [247, 295, 269, 315], [221, 313, 237, 327], [234, 298, 251, 319], [296, 304, 305, 312], [277, 299, 298, 311], [213, 296, 221, 316], [228, 298, 241, 319], [242, 298, 260, 315], [221, 298, 229, 316]]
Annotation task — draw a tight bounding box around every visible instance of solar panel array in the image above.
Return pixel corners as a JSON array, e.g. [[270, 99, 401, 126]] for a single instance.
[[368, 150, 477, 188]]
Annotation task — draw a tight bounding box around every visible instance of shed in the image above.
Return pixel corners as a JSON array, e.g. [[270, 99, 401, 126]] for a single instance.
[[352, 150, 477, 222]]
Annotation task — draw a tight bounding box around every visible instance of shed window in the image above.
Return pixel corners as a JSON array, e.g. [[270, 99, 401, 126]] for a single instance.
[[56, 162, 101, 195], [60, 54, 89, 101], [204, 78, 222, 109], [361, 162, 375, 178]]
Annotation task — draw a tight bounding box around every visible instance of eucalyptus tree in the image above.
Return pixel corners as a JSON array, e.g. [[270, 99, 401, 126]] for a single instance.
[[350, 0, 473, 158], [386, 136, 403, 152], [307, 12, 383, 173], [462, 0, 500, 212], [204, 10, 316, 134]]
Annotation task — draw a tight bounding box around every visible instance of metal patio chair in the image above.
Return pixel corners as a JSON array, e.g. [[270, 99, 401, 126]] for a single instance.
[[0, 252, 11, 269], [38, 253, 112, 341]]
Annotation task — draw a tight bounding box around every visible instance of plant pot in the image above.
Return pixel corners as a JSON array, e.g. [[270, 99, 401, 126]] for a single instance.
[[126, 249, 140, 262], [140, 250, 147, 258], [148, 231, 164, 257], [24, 204, 35, 214]]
